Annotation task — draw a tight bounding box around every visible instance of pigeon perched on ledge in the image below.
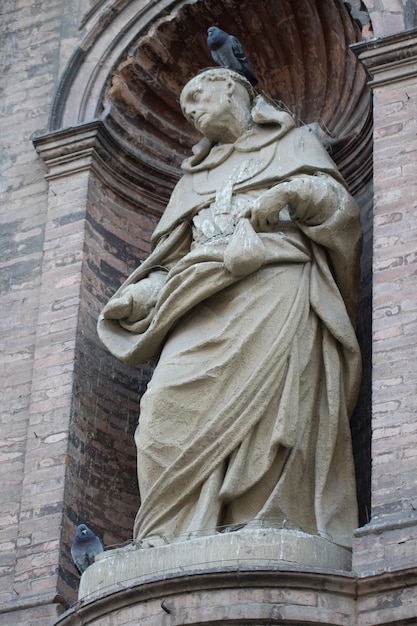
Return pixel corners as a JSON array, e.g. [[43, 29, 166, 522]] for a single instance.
[[71, 523, 104, 574], [207, 26, 258, 86]]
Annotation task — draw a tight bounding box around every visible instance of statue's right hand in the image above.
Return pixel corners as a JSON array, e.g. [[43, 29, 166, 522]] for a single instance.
[[102, 273, 166, 323], [101, 286, 136, 321]]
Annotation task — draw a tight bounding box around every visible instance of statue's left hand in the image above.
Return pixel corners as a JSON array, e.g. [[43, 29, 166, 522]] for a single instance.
[[246, 178, 311, 231], [245, 181, 292, 231]]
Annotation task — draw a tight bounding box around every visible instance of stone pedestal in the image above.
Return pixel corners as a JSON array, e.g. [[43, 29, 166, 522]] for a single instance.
[[79, 528, 351, 602], [54, 529, 358, 626]]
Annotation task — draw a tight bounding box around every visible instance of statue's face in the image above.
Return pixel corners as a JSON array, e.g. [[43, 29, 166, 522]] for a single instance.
[[181, 77, 246, 143]]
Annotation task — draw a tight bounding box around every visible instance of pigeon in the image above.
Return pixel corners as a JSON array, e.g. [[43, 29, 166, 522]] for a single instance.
[[207, 26, 258, 86], [71, 523, 104, 574]]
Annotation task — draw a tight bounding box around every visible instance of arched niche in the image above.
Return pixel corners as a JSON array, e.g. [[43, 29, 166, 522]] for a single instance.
[[53, 0, 373, 193], [46, 0, 374, 600]]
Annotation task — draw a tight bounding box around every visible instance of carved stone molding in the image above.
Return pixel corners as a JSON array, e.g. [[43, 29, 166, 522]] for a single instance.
[[55, 567, 357, 625], [33, 121, 176, 216], [351, 27, 417, 86], [353, 511, 417, 578], [54, 564, 417, 625], [355, 511, 417, 538]]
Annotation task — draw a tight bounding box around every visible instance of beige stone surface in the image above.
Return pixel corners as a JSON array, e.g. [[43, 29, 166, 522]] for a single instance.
[[98, 68, 362, 553], [78, 528, 352, 601]]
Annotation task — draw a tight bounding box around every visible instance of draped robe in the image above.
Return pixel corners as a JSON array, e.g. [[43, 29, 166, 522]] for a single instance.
[[98, 110, 362, 549]]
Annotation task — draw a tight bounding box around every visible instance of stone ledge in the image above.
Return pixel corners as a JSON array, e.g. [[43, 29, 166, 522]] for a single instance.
[[354, 511, 417, 537], [55, 567, 357, 626], [52, 539, 417, 626], [0, 590, 67, 617], [78, 529, 352, 602], [352, 513, 417, 575], [352, 27, 417, 86], [33, 120, 175, 212]]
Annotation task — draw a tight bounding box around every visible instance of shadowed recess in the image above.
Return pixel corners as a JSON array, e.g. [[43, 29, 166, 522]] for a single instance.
[[102, 0, 372, 193]]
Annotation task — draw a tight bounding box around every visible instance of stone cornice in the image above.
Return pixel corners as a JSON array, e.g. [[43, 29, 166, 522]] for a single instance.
[[54, 567, 357, 625], [33, 120, 178, 215], [354, 511, 417, 538], [53, 565, 417, 625], [357, 565, 417, 597], [351, 28, 417, 87], [0, 590, 67, 616]]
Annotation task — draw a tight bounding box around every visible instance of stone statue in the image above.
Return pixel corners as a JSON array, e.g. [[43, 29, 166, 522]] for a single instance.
[[98, 68, 362, 550]]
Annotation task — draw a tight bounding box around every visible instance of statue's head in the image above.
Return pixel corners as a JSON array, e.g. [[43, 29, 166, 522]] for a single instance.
[[180, 68, 255, 144]]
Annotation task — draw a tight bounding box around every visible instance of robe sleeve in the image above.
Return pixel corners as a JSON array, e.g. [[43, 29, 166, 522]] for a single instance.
[[286, 172, 362, 326], [97, 221, 192, 364]]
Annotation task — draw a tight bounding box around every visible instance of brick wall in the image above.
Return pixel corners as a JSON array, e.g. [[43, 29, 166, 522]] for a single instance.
[[58, 166, 159, 602], [368, 0, 406, 37], [371, 78, 417, 521], [1, 0, 169, 615], [0, 0, 160, 616], [352, 29, 417, 578], [26, 120, 167, 607], [1, 0, 67, 618]]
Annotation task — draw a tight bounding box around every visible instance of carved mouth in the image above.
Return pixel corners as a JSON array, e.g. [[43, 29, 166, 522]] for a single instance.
[[195, 112, 208, 127]]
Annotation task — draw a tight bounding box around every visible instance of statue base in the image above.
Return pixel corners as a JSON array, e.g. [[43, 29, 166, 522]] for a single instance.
[[78, 528, 352, 601]]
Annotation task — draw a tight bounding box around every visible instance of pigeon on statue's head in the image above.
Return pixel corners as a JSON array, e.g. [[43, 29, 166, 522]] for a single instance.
[[71, 523, 104, 574], [207, 26, 258, 86]]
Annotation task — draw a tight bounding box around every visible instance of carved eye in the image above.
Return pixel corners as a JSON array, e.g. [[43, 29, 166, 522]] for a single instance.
[[192, 89, 201, 103]]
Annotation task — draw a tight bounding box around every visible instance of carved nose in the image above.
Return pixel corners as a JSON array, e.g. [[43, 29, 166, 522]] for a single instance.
[[185, 106, 196, 121]]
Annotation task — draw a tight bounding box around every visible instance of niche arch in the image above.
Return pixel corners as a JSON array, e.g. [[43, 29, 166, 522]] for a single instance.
[[52, 0, 373, 192]]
